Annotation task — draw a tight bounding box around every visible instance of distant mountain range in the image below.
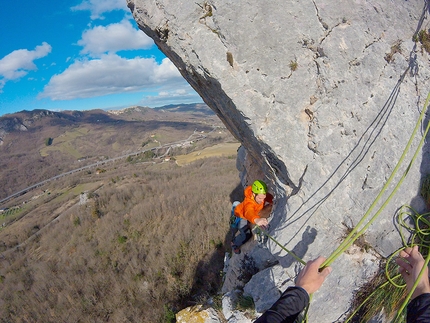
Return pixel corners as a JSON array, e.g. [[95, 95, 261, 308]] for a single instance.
[[0, 103, 214, 142]]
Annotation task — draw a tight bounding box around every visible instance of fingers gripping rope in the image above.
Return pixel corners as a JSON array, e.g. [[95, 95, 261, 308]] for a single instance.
[[253, 91, 430, 322]]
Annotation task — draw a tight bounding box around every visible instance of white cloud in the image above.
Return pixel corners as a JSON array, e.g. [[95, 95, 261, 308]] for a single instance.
[[0, 42, 52, 91], [141, 89, 203, 108], [159, 89, 187, 97], [71, 0, 128, 20], [154, 58, 185, 81], [40, 55, 187, 100], [78, 20, 153, 56]]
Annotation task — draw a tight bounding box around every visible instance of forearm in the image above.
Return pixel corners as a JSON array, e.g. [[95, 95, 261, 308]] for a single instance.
[[407, 293, 430, 323], [259, 205, 272, 219], [254, 287, 309, 323]]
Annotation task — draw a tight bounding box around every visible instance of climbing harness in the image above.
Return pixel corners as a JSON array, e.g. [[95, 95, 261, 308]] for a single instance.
[[230, 201, 241, 229]]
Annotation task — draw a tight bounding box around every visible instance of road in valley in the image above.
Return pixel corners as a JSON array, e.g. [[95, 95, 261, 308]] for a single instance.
[[0, 130, 212, 206]]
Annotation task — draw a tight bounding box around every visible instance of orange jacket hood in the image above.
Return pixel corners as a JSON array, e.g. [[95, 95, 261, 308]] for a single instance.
[[234, 186, 273, 224]]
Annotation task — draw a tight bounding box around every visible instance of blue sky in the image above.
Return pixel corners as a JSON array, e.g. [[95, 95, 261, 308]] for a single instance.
[[0, 0, 203, 117]]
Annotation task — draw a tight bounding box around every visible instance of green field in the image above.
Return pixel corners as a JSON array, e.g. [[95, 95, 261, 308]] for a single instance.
[[175, 142, 240, 166], [40, 127, 89, 158]]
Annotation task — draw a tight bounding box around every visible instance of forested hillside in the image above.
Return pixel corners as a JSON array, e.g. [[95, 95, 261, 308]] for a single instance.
[[1, 156, 242, 322], [0, 105, 243, 322]]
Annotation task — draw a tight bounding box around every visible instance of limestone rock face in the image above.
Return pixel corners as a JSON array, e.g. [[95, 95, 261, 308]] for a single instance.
[[127, 0, 430, 321]]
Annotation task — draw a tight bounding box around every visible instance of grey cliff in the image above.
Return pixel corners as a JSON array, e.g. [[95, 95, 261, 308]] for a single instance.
[[127, 0, 430, 321]]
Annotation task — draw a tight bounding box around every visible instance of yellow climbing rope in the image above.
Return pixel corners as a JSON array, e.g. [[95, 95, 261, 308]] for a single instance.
[[255, 90, 430, 322], [322, 90, 430, 269]]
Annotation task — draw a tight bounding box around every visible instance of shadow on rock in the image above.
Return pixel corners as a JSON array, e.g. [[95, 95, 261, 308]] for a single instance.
[[278, 226, 317, 268]]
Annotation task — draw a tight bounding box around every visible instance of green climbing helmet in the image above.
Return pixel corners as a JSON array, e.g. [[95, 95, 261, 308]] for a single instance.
[[252, 180, 268, 194]]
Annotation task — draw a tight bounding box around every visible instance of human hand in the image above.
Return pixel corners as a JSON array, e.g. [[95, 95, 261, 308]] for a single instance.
[[395, 245, 430, 299], [254, 217, 268, 229], [295, 256, 332, 295]]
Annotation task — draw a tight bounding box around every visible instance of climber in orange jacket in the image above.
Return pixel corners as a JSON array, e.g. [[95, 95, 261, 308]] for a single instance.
[[231, 180, 273, 254]]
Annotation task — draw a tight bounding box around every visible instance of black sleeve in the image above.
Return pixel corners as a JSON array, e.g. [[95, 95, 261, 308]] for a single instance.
[[254, 286, 310, 323], [407, 293, 430, 323]]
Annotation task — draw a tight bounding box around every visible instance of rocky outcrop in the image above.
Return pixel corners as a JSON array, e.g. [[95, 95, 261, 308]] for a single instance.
[[127, 1, 430, 321], [0, 110, 57, 139], [0, 117, 28, 140], [176, 305, 221, 323]]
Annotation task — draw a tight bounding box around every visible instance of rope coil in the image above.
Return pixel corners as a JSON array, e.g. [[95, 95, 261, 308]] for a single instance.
[[254, 91, 430, 322]]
